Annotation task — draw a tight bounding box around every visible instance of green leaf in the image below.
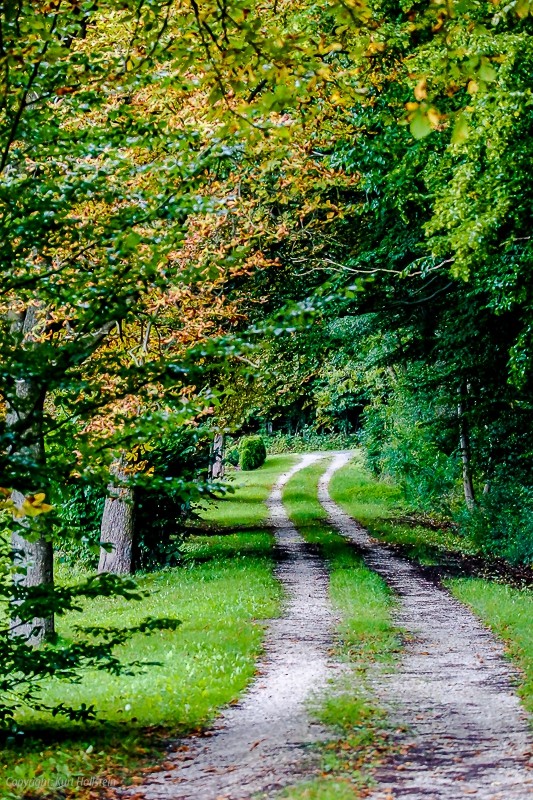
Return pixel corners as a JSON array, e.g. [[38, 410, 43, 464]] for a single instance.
[[479, 59, 497, 82], [451, 113, 469, 145], [410, 112, 433, 139]]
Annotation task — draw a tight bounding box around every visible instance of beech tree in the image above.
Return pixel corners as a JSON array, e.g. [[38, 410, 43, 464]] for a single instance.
[[0, 0, 345, 660]]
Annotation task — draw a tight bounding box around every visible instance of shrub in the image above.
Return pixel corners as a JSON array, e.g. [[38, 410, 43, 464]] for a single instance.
[[52, 427, 215, 571], [225, 447, 240, 467], [456, 479, 533, 565], [265, 428, 358, 454], [239, 435, 267, 471], [134, 428, 213, 569]]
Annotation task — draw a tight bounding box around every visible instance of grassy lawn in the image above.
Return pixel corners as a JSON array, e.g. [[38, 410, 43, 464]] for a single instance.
[[329, 453, 533, 718], [201, 454, 298, 529], [2, 455, 293, 799], [280, 458, 400, 799]]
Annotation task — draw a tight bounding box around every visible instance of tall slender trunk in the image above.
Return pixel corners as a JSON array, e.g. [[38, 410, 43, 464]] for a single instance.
[[98, 462, 134, 574], [457, 385, 475, 510], [6, 311, 54, 643], [210, 433, 225, 479], [11, 494, 55, 644]]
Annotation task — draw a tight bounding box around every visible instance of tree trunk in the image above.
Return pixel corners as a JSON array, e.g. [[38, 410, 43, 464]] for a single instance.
[[6, 308, 54, 643], [457, 385, 476, 510], [98, 464, 134, 574], [11, 500, 55, 644], [210, 433, 225, 479]]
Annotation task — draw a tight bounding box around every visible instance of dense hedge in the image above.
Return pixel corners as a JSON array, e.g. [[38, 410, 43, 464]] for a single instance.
[[265, 430, 358, 454], [225, 447, 240, 467]]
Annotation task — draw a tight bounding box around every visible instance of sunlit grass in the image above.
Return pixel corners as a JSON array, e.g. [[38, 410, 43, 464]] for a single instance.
[[1, 457, 292, 799], [201, 454, 298, 529], [328, 454, 479, 564]]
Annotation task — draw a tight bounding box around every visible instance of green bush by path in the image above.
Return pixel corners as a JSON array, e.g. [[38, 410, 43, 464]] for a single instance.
[[454, 481, 533, 566], [238, 435, 267, 471], [225, 447, 240, 467], [265, 430, 358, 454], [1, 457, 291, 800], [282, 458, 399, 798]]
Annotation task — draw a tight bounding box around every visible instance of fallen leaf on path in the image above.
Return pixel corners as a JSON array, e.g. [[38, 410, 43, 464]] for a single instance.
[[250, 739, 266, 750]]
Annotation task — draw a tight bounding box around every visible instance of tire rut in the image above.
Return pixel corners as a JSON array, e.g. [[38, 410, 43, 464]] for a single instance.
[[125, 454, 339, 799], [319, 452, 533, 800]]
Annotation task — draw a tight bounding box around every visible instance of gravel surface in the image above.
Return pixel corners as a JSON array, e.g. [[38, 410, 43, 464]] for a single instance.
[[319, 452, 533, 800], [125, 454, 339, 799]]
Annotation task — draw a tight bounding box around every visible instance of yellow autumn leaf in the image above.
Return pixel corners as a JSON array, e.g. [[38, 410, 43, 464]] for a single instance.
[[427, 107, 441, 128], [414, 79, 427, 101]]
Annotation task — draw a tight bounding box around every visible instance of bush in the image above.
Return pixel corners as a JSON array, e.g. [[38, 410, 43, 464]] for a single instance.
[[134, 428, 213, 569], [265, 429, 358, 454], [239, 435, 267, 471], [52, 427, 215, 571], [456, 479, 533, 565], [226, 447, 240, 467]]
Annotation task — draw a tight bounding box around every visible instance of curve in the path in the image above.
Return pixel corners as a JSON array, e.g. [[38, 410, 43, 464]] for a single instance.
[[127, 453, 339, 800], [319, 452, 533, 800]]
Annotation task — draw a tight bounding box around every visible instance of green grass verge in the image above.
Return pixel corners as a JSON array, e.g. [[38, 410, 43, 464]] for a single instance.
[[330, 453, 533, 717], [280, 458, 400, 799], [202, 454, 298, 529], [2, 456, 292, 799], [329, 452, 479, 565], [446, 578, 533, 714]]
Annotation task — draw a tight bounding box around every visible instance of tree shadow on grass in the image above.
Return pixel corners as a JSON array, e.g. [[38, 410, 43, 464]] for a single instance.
[[362, 522, 532, 589]]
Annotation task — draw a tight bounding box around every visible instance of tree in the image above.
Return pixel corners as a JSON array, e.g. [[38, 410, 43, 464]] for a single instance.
[[204, 0, 533, 562], [1, 0, 348, 635]]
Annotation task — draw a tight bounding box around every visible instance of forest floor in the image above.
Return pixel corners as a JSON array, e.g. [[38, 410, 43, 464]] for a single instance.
[[3, 453, 532, 800], [119, 453, 533, 800]]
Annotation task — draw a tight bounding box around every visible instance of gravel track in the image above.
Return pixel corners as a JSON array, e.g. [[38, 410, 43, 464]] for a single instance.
[[126, 454, 338, 799], [318, 452, 533, 800]]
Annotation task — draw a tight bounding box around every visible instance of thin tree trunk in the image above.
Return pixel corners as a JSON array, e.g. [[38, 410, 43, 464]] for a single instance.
[[11, 497, 54, 644], [210, 433, 225, 479], [482, 445, 493, 495], [6, 307, 54, 643], [457, 385, 476, 510], [98, 463, 134, 574]]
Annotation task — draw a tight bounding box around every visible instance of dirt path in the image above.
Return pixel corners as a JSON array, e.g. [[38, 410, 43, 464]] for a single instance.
[[319, 452, 533, 799], [126, 454, 338, 799]]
